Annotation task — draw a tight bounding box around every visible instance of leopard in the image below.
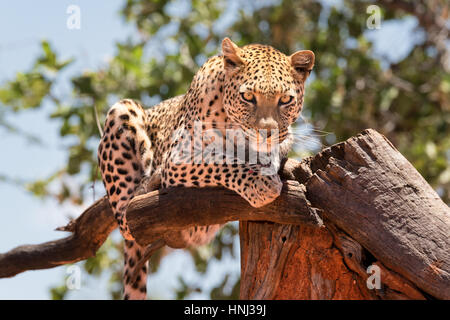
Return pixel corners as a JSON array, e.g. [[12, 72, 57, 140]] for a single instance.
[[97, 38, 315, 299]]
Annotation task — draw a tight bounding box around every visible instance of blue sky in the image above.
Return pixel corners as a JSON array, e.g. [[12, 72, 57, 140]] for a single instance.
[[0, 0, 427, 299], [0, 0, 133, 299]]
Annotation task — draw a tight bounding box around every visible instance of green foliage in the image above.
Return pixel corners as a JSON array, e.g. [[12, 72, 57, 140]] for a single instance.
[[0, 40, 72, 111], [175, 276, 202, 300], [210, 275, 240, 300], [50, 285, 69, 300], [1, 0, 448, 299]]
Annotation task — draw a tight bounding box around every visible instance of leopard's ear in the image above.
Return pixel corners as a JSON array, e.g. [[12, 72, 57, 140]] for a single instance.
[[222, 38, 243, 73], [290, 50, 315, 76]]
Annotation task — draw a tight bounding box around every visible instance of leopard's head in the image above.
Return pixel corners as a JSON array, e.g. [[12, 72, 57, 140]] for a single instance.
[[221, 38, 314, 142]]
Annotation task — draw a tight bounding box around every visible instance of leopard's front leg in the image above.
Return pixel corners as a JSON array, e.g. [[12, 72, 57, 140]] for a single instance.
[[162, 161, 282, 208]]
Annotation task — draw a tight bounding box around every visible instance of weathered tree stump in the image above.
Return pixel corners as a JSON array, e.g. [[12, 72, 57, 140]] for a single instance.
[[239, 221, 378, 299], [239, 129, 450, 300]]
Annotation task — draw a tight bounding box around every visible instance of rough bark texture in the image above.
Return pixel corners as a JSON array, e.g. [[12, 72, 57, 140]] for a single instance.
[[239, 129, 450, 300], [306, 130, 450, 299], [127, 180, 323, 247], [0, 129, 448, 300], [240, 221, 377, 299]]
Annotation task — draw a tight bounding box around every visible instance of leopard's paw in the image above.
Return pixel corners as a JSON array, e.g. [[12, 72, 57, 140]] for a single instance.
[[243, 173, 282, 208]]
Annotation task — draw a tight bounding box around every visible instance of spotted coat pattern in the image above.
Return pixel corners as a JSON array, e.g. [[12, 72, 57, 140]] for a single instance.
[[98, 38, 314, 299]]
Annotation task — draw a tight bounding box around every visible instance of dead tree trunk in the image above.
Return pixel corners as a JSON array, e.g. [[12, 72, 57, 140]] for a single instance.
[[240, 130, 450, 300], [0, 129, 448, 300]]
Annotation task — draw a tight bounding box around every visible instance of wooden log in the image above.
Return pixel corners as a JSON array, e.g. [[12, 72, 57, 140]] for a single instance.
[[239, 129, 450, 300], [126, 180, 323, 247]]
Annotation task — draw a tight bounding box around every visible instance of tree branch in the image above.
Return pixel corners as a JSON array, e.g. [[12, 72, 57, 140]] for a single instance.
[[0, 160, 322, 278], [0, 198, 115, 278], [126, 179, 323, 247]]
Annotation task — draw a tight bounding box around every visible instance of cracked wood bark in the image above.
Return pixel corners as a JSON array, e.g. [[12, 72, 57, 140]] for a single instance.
[[239, 129, 450, 300], [126, 180, 323, 248]]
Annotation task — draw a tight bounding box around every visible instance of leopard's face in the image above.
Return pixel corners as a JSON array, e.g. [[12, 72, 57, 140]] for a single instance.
[[221, 39, 314, 142]]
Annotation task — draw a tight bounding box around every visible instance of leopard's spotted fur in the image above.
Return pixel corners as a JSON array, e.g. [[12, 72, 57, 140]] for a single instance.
[[98, 38, 314, 299]]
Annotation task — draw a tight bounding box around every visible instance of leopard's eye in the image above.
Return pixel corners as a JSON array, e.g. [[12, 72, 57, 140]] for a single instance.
[[279, 95, 294, 106], [241, 92, 256, 103]]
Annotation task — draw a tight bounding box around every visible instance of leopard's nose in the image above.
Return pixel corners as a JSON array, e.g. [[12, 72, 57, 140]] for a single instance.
[[256, 117, 278, 131]]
